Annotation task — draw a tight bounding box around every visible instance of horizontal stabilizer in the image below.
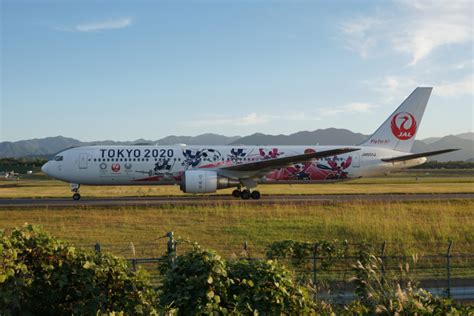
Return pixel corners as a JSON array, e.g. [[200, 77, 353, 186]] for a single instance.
[[222, 148, 360, 172], [381, 149, 459, 163]]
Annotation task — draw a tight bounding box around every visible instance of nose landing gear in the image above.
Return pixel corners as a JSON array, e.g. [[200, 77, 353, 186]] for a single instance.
[[70, 183, 81, 201], [231, 188, 261, 200]]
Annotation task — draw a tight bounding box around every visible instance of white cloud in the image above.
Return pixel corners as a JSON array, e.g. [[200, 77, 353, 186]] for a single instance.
[[451, 59, 474, 70], [76, 17, 133, 32], [345, 102, 372, 112], [236, 113, 268, 125], [319, 102, 374, 117], [393, 2, 472, 65], [435, 75, 473, 97], [381, 76, 402, 92], [187, 111, 319, 128], [56, 17, 133, 32], [340, 0, 473, 65], [190, 113, 267, 127], [369, 75, 419, 100], [340, 18, 381, 58], [364, 73, 473, 102]]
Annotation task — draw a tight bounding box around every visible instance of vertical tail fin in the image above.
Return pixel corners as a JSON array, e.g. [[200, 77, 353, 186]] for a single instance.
[[360, 87, 432, 152]]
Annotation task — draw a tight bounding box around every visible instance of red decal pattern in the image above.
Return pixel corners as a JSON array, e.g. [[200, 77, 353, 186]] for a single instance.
[[133, 148, 354, 182]]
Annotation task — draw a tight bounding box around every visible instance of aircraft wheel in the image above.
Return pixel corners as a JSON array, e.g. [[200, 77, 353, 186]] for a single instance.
[[72, 193, 81, 201], [232, 189, 241, 198], [251, 190, 261, 200], [241, 190, 251, 200]]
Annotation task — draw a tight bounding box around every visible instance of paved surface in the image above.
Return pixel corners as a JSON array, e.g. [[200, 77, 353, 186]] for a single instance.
[[0, 193, 473, 208]]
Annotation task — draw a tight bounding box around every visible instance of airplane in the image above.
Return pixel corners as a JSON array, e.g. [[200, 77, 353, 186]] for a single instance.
[[41, 87, 457, 201]]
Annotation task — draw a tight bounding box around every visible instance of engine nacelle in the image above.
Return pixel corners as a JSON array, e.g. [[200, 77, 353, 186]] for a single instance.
[[180, 170, 239, 193]]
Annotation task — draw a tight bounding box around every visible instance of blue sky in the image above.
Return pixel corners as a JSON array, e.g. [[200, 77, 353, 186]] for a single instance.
[[1, 0, 472, 142]]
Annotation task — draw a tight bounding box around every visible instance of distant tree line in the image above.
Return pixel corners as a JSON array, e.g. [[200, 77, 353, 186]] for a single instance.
[[0, 158, 48, 173], [412, 160, 474, 169]]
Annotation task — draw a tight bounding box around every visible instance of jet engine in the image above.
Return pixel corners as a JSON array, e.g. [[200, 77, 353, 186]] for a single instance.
[[180, 170, 239, 193]]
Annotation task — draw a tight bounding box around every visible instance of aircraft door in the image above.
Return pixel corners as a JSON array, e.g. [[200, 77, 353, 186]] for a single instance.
[[352, 153, 360, 168], [79, 153, 89, 169]]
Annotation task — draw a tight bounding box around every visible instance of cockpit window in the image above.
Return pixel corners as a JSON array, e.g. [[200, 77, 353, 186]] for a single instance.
[[54, 155, 63, 161]]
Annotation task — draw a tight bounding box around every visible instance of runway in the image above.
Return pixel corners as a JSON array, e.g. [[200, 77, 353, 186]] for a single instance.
[[1, 193, 473, 208]]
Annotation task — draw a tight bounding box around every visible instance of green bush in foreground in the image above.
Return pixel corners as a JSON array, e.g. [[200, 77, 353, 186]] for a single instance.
[[159, 246, 234, 314], [228, 259, 314, 314], [158, 245, 314, 314], [1, 226, 472, 315], [0, 224, 157, 315]]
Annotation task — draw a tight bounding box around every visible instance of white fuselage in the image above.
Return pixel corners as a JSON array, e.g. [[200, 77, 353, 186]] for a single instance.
[[41, 145, 425, 186]]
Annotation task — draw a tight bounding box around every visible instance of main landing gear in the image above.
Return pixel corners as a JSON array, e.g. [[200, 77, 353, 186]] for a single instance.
[[232, 188, 261, 200], [70, 183, 81, 201]]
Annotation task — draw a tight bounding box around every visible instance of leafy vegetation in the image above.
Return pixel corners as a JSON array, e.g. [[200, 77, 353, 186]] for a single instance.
[[1, 225, 472, 315], [158, 244, 314, 314], [0, 225, 158, 315], [228, 259, 314, 314], [159, 245, 234, 314], [266, 239, 346, 269], [0, 158, 47, 174], [412, 160, 474, 169]]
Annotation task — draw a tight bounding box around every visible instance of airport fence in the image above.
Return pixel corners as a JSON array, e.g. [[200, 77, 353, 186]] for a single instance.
[[83, 233, 474, 303]]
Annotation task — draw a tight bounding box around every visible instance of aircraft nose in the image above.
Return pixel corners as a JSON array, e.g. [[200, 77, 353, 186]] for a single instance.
[[41, 162, 50, 175]]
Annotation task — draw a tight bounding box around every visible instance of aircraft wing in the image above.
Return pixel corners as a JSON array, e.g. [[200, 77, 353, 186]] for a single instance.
[[381, 149, 459, 163], [221, 148, 360, 174]]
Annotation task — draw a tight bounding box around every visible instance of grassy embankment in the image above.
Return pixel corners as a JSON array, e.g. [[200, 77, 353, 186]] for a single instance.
[[1, 200, 472, 258], [1, 170, 472, 261]]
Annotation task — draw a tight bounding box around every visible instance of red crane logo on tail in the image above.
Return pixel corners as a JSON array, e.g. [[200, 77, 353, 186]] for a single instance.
[[391, 112, 417, 140]]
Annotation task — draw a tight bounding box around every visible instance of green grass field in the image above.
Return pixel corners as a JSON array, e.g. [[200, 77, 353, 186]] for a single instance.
[[1, 170, 473, 260], [1, 200, 473, 258]]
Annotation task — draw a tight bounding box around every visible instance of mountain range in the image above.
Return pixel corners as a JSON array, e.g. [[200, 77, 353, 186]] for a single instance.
[[1, 130, 472, 162]]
